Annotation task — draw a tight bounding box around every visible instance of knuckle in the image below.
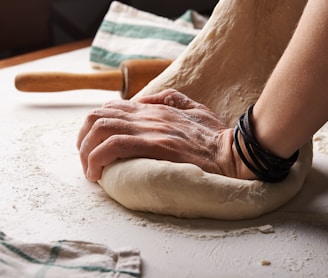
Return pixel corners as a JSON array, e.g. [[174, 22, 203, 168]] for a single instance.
[[164, 91, 192, 108], [107, 134, 126, 147], [87, 151, 98, 166], [85, 109, 104, 123], [93, 118, 107, 130]]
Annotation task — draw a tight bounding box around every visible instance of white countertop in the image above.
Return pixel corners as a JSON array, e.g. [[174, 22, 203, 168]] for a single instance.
[[1, 48, 327, 278]]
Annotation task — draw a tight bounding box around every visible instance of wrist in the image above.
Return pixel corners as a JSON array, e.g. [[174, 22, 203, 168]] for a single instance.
[[216, 128, 258, 180], [233, 105, 299, 182], [252, 103, 296, 159]]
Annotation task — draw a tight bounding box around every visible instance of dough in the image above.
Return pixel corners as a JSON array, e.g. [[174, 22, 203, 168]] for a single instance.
[[100, 145, 311, 220], [98, 0, 312, 220]]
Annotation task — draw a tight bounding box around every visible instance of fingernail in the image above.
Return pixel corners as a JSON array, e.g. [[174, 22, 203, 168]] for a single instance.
[[86, 169, 92, 180]]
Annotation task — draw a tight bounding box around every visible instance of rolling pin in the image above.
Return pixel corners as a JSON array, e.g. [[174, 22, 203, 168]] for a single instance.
[[15, 59, 172, 99]]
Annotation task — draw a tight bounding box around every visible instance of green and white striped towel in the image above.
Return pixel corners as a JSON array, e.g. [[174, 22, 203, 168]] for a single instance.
[[0, 231, 141, 277], [90, 1, 207, 69]]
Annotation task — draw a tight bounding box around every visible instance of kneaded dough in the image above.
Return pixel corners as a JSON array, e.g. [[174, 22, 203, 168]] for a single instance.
[[98, 0, 311, 220], [100, 144, 311, 220]]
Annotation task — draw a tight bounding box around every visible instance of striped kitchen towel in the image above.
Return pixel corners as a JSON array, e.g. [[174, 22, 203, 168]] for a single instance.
[[0, 231, 141, 277], [90, 1, 207, 69]]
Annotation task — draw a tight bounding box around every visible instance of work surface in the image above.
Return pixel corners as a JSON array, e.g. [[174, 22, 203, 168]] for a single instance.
[[1, 48, 328, 277]]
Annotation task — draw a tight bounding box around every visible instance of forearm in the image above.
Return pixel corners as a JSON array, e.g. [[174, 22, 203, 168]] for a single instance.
[[252, 0, 328, 158]]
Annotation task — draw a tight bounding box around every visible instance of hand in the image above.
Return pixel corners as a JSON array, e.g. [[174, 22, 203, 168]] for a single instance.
[[77, 89, 256, 182]]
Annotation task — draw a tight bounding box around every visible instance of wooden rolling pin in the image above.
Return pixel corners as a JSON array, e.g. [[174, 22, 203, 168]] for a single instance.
[[15, 59, 172, 99]]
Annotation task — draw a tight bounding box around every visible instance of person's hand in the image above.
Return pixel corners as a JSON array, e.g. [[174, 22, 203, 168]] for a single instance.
[[77, 89, 256, 182]]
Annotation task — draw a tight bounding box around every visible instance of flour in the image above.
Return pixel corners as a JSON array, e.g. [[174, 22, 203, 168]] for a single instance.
[[129, 214, 275, 239], [1, 121, 118, 227], [3, 120, 274, 239]]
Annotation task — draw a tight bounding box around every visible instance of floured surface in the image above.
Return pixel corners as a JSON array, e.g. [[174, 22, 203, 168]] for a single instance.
[[1, 49, 328, 277]]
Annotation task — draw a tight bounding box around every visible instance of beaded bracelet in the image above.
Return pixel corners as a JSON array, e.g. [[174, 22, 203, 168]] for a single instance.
[[234, 104, 299, 183]]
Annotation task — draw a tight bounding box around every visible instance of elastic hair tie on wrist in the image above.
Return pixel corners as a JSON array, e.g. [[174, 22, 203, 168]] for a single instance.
[[234, 104, 299, 183]]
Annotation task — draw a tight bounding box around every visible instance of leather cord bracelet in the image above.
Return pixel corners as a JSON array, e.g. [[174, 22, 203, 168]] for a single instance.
[[234, 104, 299, 183]]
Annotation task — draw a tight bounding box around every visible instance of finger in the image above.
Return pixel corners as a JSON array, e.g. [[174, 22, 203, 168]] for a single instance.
[[76, 108, 130, 149], [86, 135, 182, 182], [79, 118, 136, 175], [86, 135, 151, 182]]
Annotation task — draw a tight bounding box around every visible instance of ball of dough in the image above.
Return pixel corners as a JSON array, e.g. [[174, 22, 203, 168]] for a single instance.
[[98, 143, 312, 220]]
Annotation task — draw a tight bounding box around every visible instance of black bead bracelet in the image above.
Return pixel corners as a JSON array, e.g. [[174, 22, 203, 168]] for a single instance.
[[234, 104, 299, 183]]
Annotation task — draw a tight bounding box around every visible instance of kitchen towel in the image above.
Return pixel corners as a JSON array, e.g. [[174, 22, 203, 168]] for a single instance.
[[0, 231, 141, 277], [90, 1, 207, 69]]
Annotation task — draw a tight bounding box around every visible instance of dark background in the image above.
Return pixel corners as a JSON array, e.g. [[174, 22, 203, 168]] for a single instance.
[[0, 0, 218, 59]]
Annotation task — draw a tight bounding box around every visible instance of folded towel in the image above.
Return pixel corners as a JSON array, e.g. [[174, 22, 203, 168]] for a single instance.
[[0, 231, 141, 277], [90, 1, 207, 69]]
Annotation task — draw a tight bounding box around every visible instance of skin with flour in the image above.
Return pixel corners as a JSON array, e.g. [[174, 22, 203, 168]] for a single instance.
[[77, 0, 323, 219]]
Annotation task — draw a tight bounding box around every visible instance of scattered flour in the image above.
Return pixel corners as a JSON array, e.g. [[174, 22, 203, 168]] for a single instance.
[[2, 120, 279, 241]]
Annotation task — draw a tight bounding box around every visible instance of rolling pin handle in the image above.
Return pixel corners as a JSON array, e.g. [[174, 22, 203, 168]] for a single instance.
[[14, 59, 172, 98], [15, 71, 123, 92]]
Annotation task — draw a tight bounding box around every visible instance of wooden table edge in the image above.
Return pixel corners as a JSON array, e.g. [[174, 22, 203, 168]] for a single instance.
[[0, 38, 92, 69]]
